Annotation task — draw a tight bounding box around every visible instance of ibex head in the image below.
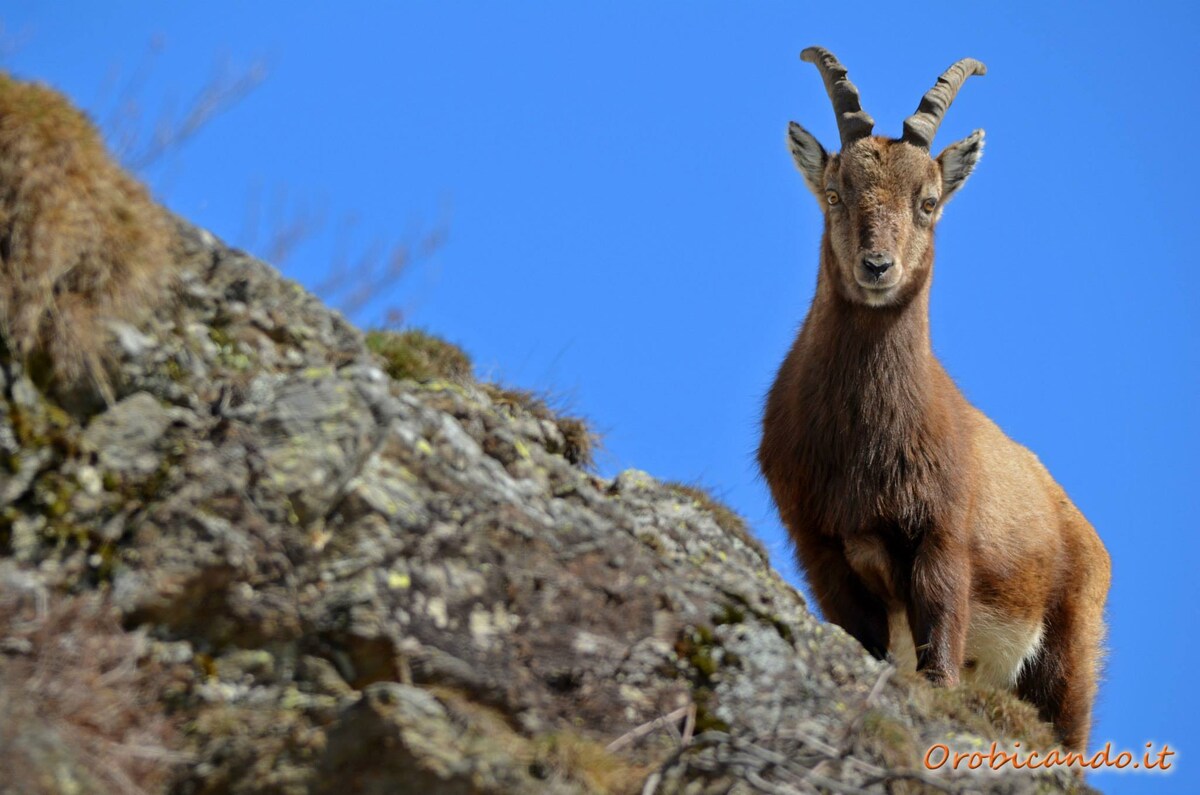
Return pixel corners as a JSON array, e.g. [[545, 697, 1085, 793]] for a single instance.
[[789, 47, 986, 307]]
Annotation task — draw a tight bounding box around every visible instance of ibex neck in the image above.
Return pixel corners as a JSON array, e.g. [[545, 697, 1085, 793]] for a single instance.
[[810, 268, 933, 367], [798, 249, 938, 421]]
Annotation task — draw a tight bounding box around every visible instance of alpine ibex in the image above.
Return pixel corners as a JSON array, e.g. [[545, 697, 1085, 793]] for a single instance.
[[758, 48, 1110, 752]]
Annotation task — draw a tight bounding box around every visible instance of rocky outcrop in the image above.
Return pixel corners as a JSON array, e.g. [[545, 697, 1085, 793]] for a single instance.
[[0, 219, 1092, 795], [0, 79, 1089, 795]]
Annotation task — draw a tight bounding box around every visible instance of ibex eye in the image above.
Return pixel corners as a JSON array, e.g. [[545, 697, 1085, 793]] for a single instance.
[[826, 190, 840, 206], [921, 197, 938, 214]]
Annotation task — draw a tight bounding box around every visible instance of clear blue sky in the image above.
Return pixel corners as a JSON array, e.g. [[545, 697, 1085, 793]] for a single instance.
[[6, 3, 1197, 792]]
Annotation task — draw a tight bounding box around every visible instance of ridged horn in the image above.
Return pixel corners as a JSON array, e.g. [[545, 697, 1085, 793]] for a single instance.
[[901, 58, 987, 149], [800, 46, 874, 147]]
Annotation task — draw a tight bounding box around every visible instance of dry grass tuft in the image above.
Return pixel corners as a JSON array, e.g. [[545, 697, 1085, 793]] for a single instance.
[[364, 327, 599, 467], [482, 382, 598, 468], [0, 566, 185, 794], [430, 686, 655, 795], [924, 677, 1058, 749], [0, 73, 174, 399], [532, 731, 657, 795], [663, 482, 745, 536], [858, 708, 920, 773], [364, 327, 473, 383], [663, 481, 767, 560]]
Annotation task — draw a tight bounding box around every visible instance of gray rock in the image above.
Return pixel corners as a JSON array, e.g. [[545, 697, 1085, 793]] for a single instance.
[[83, 391, 171, 476]]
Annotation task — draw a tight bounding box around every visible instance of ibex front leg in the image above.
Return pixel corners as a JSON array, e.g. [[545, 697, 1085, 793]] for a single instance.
[[793, 531, 891, 660], [906, 532, 970, 686]]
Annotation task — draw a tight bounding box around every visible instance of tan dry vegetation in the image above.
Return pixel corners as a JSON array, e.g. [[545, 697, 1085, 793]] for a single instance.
[[482, 381, 597, 468], [0, 574, 185, 794], [926, 678, 1059, 749], [663, 480, 768, 560], [430, 686, 660, 795], [0, 73, 173, 400]]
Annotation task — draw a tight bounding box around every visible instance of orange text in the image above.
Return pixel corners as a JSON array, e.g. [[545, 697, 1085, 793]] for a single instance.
[[923, 741, 1175, 772]]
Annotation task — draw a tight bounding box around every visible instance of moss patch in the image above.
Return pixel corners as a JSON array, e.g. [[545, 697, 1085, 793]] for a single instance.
[[673, 624, 737, 734], [364, 329, 598, 468], [860, 708, 920, 770], [365, 328, 473, 383], [922, 677, 1057, 749]]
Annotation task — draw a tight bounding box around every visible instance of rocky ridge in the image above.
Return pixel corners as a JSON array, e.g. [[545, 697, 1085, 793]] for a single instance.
[[0, 219, 1092, 795], [0, 81, 1090, 795]]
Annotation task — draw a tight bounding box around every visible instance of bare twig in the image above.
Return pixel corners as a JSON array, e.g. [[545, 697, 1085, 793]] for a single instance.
[[233, 180, 447, 328], [731, 738, 874, 795], [778, 727, 958, 794], [0, 21, 32, 62], [264, 197, 326, 267], [806, 664, 897, 783], [111, 51, 267, 171], [606, 705, 692, 753], [859, 769, 958, 793], [87, 36, 437, 329], [684, 732, 876, 795], [640, 712, 965, 795], [837, 664, 895, 755], [100, 35, 166, 159]]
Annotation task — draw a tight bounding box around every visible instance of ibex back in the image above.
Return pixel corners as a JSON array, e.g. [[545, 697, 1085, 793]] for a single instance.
[[757, 47, 1110, 752]]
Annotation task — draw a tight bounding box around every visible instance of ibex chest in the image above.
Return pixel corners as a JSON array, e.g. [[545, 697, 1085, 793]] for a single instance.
[[796, 397, 958, 537]]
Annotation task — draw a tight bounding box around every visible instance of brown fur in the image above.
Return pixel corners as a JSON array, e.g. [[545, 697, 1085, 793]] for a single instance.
[[0, 73, 174, 401], [759, 128, 1110, 751]]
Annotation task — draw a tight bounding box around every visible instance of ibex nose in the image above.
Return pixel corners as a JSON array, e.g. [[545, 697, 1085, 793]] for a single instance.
[[862, 252, 893, 278]]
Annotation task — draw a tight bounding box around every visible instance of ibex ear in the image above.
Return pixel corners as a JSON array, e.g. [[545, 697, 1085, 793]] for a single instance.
[[936, 129, 984, 208], [787, 122, 828, 201]]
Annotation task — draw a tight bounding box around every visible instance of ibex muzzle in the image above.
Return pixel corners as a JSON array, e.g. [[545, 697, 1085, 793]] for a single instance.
[[860, 251, 893, 280]]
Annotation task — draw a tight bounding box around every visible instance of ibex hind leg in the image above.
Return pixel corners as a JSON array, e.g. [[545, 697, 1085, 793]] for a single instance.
[[1015, 559, 1107, 753]]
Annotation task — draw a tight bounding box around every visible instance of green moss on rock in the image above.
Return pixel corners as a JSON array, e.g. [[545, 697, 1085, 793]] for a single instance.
[[365, 328, 472, 383], [926, 678, 1058, 748]]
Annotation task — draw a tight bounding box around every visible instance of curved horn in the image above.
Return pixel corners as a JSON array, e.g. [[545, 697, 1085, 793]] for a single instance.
[[902, 58, 987, 149], [800, 46, 874, 147]]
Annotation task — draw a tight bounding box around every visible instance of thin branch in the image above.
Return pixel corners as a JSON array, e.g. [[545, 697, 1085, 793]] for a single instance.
[[0, 21, 32, 62], [836, 663, 895, 756], [101, 34, 166, 156], [606, 705, 691, 753], [123, 55, 268, 171]]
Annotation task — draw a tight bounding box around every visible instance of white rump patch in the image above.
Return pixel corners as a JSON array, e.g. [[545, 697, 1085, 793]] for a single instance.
[[886, 606, 1043, 690], [963, 607, 1044, 689]]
